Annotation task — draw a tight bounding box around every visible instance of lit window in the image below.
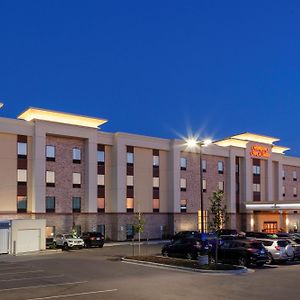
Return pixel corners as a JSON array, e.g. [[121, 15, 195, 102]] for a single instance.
[[217, 161, 224, 174], [46, 171, 55, 187], [153, 155, 159, 166], [202, 160, 207, 172], [46, 145, 55, 161], [153, 199, 160, 212], [218, 181, 224, 191], [253, 165, 261, 175], [46, 196, 55, 212], [293, 187, 297, 197], [202, 179, 207, 192], [126, 175, 134, 186], [180, 199, 187, 212], [180, 178, 187, 191], [72, 197, 81, 212], [293, 171, 297, 181], [153, 177, 160, 188], [17, 169, 27, 182], [97, 151, 105, 164], [73, 173, 81, 188], [126, 198, 134, 212], [180, 157, 187, 170], [253, 184, 260, 192], [97, 198, 105, 212], [73, 148, 81, 163], [17, 142, 27, 156], [97, 174, 105, 186], [17, 196, 27, 212], [127, 152, 134, 164]]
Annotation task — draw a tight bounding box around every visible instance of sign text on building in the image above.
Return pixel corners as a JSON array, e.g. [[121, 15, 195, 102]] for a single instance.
[[250, 145, 270, 158]]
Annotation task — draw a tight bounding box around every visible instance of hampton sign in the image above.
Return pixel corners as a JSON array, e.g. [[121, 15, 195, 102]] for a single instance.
[[250, 145, 270, 158]]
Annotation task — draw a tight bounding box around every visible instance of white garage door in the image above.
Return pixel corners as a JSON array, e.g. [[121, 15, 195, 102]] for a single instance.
[[0, 229, 9, 254], [16, 229, 40, 253]]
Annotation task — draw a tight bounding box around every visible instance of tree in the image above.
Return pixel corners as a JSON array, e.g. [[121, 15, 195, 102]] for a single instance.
[[208, 189, 227, 231], [133, 211, 145, 256]]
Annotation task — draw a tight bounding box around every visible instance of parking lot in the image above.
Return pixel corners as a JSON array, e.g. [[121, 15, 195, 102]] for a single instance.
[[0, 243, 300, 300]]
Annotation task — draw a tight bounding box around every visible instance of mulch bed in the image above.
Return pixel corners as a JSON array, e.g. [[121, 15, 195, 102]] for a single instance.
[[125, 256, 241, 270]]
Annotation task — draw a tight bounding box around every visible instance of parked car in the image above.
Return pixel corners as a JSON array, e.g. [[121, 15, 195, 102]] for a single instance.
[[257, 238, 294, 264], [171, 231, 202, 241], [215, 229, 238, 237], [245, 231, 278, 239], [286, 239, 300, 260], [209, 239, 268, 267], [162, 237, 209, 260], [81, 232, 105, 248], [54, 233, 84, 250]]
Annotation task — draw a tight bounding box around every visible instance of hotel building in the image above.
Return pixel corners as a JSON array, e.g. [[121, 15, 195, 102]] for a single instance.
[[0, 107, 300, 240]]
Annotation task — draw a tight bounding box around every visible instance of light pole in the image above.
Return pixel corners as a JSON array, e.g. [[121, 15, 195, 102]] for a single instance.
[[186, 138, 212, 234]]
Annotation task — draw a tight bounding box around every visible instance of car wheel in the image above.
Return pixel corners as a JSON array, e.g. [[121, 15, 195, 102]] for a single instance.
[[289, 253, 295, 262], [266, 253, 274, 265], [209, 256, 216, 264], [99, 244, 104, 248], [186, 252, 193, 260], [52, 241, 57, 249], [256, 262, 264, 267], [63, 243, 69, 251], [162, 250, 168, 257], [238, 256, 248, 267]]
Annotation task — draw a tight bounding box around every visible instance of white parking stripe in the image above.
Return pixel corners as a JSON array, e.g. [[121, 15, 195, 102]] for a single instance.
[[0, 281, 88, 292], [26, 289, 118, 300], [0, 270, 44, 276], [0, 275, 64, 282]]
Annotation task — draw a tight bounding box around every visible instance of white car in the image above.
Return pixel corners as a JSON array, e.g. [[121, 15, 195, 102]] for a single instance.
[[54, 234, 84, 250]]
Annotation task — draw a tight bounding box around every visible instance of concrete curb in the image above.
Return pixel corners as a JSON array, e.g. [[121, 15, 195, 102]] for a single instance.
[[122, 258, 251, 275], [15, 249, 62, 256]]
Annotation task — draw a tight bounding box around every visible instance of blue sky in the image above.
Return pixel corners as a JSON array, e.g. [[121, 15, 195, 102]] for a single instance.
[[0, 1, 299, 154]]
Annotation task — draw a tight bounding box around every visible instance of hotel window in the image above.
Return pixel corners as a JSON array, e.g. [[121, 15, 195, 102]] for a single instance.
[[97, 197, 105, 212], [73, 173, 81, 188], [202, 160, 207, 172], [72, 197, 81, 212], [180, 178, 187, 192], [282, 170, 285, 180], [46, 171, 55, 187], [97, 224, 105, 236], [46, 145, 56, 161], [153, 177, 160, 188], [126, 198, 134, 213], [17, 169, 27, 184], [293, 187, 297, 197], [127, 146, 134, 165], [97, 174, 105, 186], [180, 157, 187, 170], [282, 186, 285, 197], [17, 196, 27, 213], [253, 183, 260, 192], [153, 198, 160, 212], [202, 179, 207, 192], [253, 165, 261, 175], [17, 142, 27, 158], [217, 161, 224, 174], [127, 175, 134, 186], [97, 150, 105, 165], [46, 196, 55, 213], [293, 171, 297, 181], [72, 148, 81, 164], [153, 155, 159, 167], [180, 199, 187, 213], [218, 181, 224, 191]]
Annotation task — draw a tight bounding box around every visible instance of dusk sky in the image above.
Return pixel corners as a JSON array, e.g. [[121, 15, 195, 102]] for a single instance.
[[0, 1, 300, 155]]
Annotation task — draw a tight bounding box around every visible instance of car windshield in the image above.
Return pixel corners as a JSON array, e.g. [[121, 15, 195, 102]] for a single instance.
[[65, 235, 74, 239]]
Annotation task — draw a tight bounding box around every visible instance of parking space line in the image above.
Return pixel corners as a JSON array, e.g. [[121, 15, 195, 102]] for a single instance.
[[25, 289, 118, 300], [0, 270, 44, 276], [0, 281, 88, 292], [0, 275, 64, 282]]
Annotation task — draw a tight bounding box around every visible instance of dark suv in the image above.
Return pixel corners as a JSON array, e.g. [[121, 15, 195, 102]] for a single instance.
[[81, 232, 105, 248], [162, 237, 209, 260], [210, 239, 268, 267]]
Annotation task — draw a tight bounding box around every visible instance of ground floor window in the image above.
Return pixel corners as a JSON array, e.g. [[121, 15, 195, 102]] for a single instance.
[[46, 226, 55, 238], [97, 224, 105, 236], [126, 224, 134, 240], [263, 221, 277, 234]]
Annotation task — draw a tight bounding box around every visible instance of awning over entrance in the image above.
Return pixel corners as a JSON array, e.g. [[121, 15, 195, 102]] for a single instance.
[[246, 203, 300, 211]]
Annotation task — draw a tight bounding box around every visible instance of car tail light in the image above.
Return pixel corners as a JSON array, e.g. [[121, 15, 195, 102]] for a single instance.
[[101, 237, 104, 240], [275, 246, 281, 251], [90, 237, 96, 240]]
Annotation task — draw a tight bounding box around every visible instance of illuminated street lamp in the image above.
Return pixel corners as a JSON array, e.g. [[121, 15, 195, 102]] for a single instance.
[[0, 103, 3, 109], [186, 137, 212, 234]]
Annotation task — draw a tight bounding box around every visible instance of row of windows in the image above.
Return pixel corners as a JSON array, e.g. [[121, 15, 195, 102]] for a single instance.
[[180, 178, 224, 192], [282, 170, 298, 181], [282, 186, 298, 197], [180, 158, 224, 174]]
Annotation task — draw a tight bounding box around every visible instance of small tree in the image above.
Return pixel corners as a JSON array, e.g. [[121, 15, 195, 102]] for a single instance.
[[208, 189, 227, 231], [133, 211, 145, 256]]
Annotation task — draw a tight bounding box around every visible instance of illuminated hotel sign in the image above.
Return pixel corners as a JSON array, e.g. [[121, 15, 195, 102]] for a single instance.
[[250, 145, 270, 158]]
